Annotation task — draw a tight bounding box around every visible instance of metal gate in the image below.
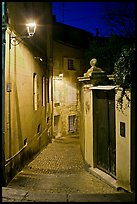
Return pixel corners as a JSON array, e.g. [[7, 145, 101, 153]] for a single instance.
[[93, 89, 116, 177]]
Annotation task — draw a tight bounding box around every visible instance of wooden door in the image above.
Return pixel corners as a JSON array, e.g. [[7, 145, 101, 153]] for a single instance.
[[93, 89, 116, 177]]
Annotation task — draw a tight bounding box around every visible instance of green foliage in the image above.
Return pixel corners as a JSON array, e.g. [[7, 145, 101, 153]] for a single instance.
[[113, 46, 135, 111]]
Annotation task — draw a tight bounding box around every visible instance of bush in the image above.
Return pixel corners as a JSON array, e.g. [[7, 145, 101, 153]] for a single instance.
[[113, 46, 135, 111]]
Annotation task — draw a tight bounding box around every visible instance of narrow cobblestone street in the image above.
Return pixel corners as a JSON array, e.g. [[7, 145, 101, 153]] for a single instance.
[[2, 134, 135, 202]]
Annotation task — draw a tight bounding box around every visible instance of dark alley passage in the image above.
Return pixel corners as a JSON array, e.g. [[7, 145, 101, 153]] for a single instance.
[[2, 134, 135, 202]]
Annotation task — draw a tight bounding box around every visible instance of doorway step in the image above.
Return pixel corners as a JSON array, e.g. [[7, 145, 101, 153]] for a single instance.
[[88, 167, 118, 190]]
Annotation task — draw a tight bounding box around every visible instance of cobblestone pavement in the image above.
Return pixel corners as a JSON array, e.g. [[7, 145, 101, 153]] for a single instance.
[[2, 134, 135, 202]]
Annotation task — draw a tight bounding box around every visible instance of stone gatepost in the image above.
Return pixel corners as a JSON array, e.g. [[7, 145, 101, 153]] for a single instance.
[[77, 58, 111, 163]]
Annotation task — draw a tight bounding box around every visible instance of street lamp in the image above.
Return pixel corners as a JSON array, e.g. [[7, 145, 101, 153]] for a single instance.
[[10, 22, 36, 42], [26, 22, 36, 37], [59, 72, 63, 78]]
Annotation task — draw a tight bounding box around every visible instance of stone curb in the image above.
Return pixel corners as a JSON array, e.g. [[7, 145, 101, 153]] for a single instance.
[[2, 187, 135, 202]]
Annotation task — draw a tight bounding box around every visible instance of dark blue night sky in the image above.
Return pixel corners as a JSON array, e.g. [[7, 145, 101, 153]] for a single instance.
[[52, 2, 135, 37]]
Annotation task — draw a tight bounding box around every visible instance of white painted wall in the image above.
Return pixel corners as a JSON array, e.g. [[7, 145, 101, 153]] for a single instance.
[[115, 89, 131, 191], [84, 85, 94, 167]]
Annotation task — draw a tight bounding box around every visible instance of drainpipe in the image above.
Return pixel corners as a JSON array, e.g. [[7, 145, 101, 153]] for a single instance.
[[2, 2, 7, 186]]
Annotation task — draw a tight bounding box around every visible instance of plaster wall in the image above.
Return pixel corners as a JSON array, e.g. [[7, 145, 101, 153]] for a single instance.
[[79, 84, 85, 157], [4, 29, 51, 184], [83, 85, 94, 167], [115, 89, 131, 192]]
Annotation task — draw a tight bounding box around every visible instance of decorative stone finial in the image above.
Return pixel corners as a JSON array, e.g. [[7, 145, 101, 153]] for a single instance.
[[84, 58, 103, 77], [90, 58, 97, 67]]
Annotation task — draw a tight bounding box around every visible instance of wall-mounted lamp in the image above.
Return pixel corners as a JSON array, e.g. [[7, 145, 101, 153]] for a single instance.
[[59, 73, 63, 78], [34, 57, 43, 62], [53, 72, 64, 80], [26, 22, 36, 37], [10, 22, 36, 45]]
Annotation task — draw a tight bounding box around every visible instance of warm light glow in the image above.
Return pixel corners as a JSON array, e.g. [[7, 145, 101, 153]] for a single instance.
[[59, 73, 63, 78], [34, 57, 43, 61], [26, 22, 36, 36]]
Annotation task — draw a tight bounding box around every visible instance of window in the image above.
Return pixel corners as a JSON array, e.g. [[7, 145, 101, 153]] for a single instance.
[[68, 59, 75, 70], [33, 73, 37, 110], [64, 57, 80, 71], [42, 76, 45, 106], [46, 78, 49, 103], [68, 115, 76, 133]]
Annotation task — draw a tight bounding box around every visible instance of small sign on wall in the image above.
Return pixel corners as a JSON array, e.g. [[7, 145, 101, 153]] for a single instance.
[[120, 122, 125, 137]]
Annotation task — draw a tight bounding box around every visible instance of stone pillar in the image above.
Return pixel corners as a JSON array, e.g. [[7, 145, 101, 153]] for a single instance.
[[77, 58, 111, 166]]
